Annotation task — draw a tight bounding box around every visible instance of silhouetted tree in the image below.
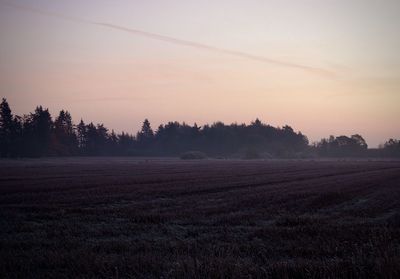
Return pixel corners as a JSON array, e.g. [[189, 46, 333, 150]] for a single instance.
[[351, 134, 368, 149], [118, 132, 135, 155], [137, 119, 153, 140], [81, 123, 110, 155], [0, 98, 14, 157], [22, 106, 52, 157], [315, 134, 368, 157], [382, 139, 400, 157], [1, 97, 382, 158], [85, 123, 98, 155], [136, 119, 154, 152], [77, 119, 87, 152], [108, 130, 118, 154], [53, 110, 78, 155]]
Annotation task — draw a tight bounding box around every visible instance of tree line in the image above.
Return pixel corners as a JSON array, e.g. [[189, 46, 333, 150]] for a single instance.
[[0, 98, 399, 158]]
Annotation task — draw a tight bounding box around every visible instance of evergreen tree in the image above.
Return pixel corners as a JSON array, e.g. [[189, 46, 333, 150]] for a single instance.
[[0, 98, 14, 157], [137, 119, 154, 143], [53, 110, 78, 155], [23, 106, 53, 157], [77, 119, 87, 152]]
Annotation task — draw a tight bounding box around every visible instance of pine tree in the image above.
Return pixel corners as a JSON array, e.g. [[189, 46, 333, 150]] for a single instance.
[[0, 98, 13, 157], [77, 119, 87, 152], [137, 119, 154, 142]]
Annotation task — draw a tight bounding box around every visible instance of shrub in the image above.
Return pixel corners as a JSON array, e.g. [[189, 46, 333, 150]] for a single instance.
[[243, 148, 261, 159], [180, 151, 207, 160]]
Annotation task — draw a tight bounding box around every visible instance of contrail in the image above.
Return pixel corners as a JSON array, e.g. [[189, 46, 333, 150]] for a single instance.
[[2, 1, 335, 77]]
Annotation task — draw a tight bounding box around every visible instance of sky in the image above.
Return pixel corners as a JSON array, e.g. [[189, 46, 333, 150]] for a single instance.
[[0, 0, 399, 147]]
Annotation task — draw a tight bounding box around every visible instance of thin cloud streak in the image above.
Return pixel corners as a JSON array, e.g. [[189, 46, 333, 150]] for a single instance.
[[2, 1, 335, 78], [95, 23, 335, 77], [69, 97, 145, 103]]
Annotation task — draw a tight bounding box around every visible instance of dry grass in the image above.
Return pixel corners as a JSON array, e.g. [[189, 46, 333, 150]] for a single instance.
[[1, 158, 400, 278]]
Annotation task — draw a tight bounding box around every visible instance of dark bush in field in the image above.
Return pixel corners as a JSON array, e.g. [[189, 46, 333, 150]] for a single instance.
[[243, 148, 261, 159], [180, 151, 207, 160]]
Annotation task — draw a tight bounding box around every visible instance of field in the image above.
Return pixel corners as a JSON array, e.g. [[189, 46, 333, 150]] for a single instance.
[[1, 158, 400, 278]]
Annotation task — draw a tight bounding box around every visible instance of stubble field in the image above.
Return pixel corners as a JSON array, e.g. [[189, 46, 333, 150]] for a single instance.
[[1, 158, 400, 278]]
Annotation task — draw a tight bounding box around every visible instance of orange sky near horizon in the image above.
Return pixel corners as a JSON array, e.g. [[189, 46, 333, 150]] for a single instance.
[[0, 0, 399, 147]]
